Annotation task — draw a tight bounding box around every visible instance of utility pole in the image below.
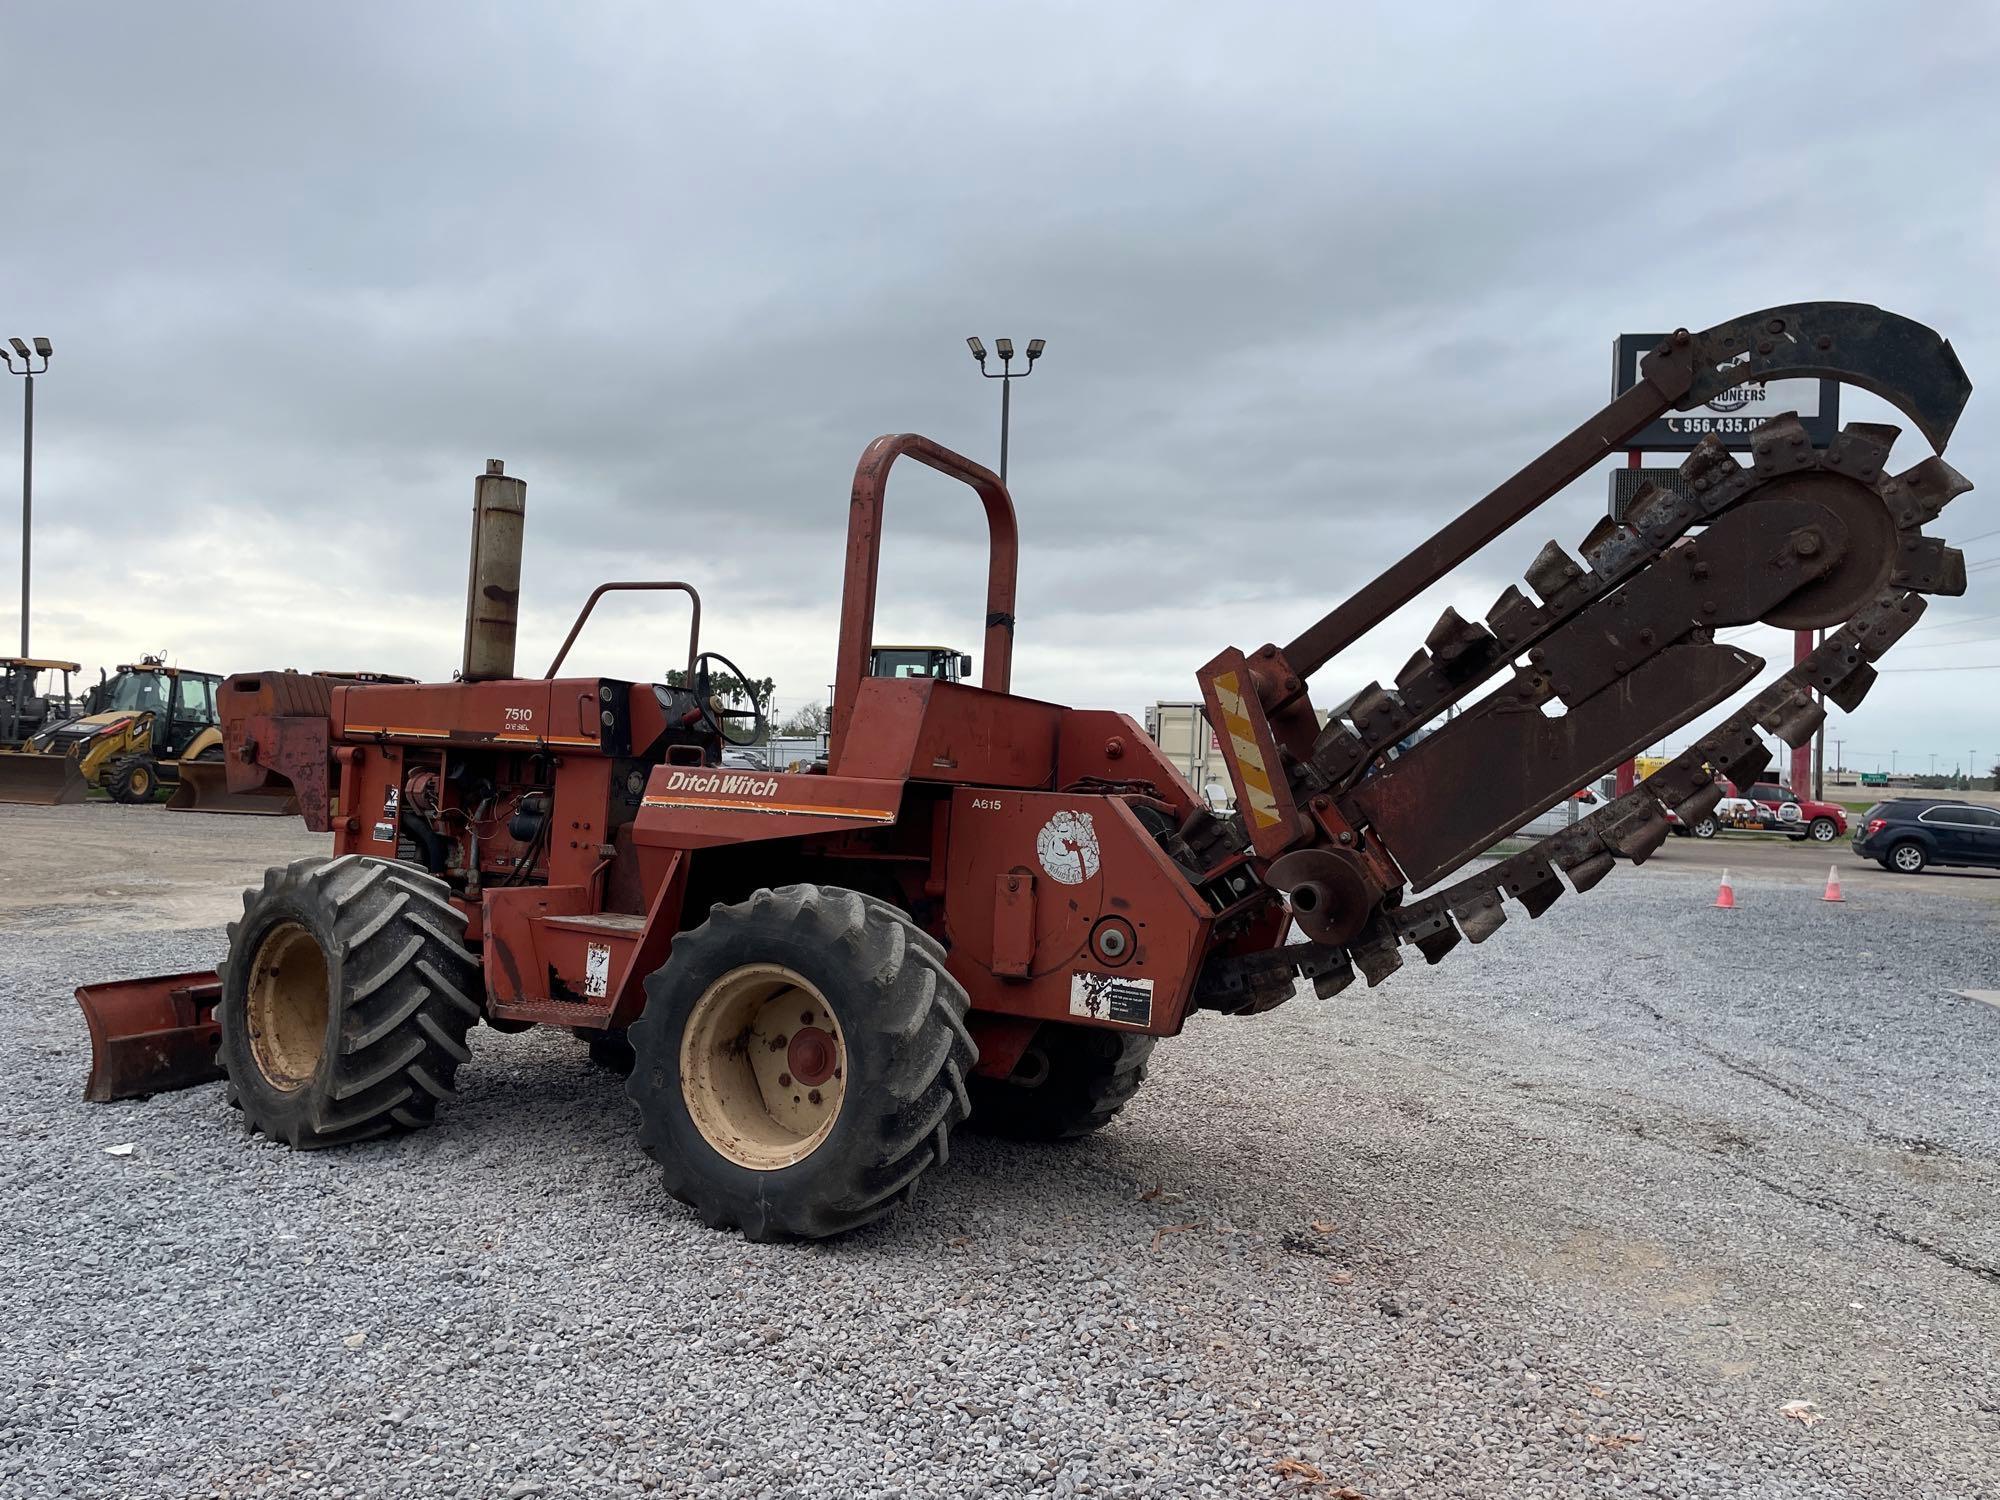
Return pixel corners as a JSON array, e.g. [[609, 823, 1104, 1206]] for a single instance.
[[1, 336, 52, 655], [1810, 625, 1825, 800], [964, 336, 1047, 485]]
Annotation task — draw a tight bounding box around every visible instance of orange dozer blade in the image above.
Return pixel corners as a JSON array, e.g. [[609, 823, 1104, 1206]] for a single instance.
[[76, 970, 225, 1101], [164, 760, 300, 816], [0, 749, 87, 805]]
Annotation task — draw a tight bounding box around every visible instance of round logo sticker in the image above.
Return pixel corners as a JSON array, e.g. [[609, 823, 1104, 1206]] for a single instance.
[[1036, 809, 1101, 886]]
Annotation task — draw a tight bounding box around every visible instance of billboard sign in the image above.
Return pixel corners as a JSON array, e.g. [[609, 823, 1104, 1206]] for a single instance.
[[1614, 333, 1840, 451]]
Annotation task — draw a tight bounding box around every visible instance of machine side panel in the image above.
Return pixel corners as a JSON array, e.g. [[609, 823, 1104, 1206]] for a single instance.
[[941, 789, 1210, 1037], [334, 678, 617, 752], [633, 768, 906, 851], [1055, 708, 1201, 809], [833, 678, 1062, 789]]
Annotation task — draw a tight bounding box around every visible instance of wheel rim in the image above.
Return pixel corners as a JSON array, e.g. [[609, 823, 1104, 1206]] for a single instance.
[[246, 920, 330, 1090], [680, 963, 846, 1170], [132, 767, 152, 796], [1894, 846, 1922, 871], [1813, 821, 1835, 841]]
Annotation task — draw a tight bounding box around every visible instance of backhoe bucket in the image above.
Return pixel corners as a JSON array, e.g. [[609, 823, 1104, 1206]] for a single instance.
[[164, 760, 299, 816], [76, 970, 225, 1102], [0, 749, 87, 805]]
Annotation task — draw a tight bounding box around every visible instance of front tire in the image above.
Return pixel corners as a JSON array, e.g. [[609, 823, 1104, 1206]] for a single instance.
[[1809, 817, 1838, 843], [969, 1024, 1154, 1140], [626, 885, 974, 1241], [1690, 815, 1718, 840], [1888, 841, 1927, 875], [217, 855, 482, 1148], [105, 755, 157, 804]]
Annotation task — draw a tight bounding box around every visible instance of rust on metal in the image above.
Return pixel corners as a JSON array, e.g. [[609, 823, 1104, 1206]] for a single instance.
[[76, 971, 224, 1101], [164, 760, 301, 815], [831, 434, 1019, 762]]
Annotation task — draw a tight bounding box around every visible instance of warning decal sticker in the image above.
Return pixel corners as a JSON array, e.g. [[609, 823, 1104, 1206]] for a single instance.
[[1068, 972, 1154, 1027]]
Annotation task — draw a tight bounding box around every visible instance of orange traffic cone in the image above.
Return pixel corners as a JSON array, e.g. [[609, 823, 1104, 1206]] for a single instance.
[[1822, 865, 1844, 903], [1714, 869, 1736, 909]]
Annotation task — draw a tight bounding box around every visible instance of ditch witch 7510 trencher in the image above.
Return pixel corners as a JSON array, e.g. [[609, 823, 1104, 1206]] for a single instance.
[[76, 303, 1973, 1239]]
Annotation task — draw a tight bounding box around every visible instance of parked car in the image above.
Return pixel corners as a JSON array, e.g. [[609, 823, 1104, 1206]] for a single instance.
[[1852, 799, 2000, 874], [1668, 779, 1847, 843]]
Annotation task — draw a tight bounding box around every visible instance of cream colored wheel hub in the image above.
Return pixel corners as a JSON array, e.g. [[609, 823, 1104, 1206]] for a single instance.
[[680, 963, 847, 1170], [246, 920, 330, 1090]]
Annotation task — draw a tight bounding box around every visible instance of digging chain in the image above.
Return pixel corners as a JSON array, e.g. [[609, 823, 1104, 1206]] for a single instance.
[[1214, 413, 1971, 1003]]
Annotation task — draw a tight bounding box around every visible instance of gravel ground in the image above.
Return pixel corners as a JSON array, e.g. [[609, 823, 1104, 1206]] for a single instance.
[[3, 806, 1998, 1498]]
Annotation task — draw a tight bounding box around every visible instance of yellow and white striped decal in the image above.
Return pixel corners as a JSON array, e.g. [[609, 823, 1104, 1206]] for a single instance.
[[1209, 670, 1282, 828]]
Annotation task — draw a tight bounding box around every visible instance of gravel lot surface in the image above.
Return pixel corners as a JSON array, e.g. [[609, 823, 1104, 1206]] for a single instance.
[[3, 803, 1997, 1498]]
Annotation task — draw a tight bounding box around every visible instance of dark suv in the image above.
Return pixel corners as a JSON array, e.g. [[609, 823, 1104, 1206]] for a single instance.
[[1852, 800, 2000, 874]]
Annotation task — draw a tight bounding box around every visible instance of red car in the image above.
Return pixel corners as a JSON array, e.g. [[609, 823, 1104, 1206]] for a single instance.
[[1668, 779, 1848, 843]]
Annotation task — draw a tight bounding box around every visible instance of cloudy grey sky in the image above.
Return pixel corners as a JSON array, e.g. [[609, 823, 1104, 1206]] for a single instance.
[[3, 3, 1996, 773]]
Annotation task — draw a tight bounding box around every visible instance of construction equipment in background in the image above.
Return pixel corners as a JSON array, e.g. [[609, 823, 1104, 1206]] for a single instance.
[[0, 656, 224, 806], [0, 658, 80, 748], [867, 644, 973, 681], [164, 669, 416, 814], [76, 302, 1974, 1242]]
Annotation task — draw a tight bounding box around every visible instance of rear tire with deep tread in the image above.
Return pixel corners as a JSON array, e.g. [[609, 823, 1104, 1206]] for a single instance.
[[217, 854, 482, 1148], [968, 1023, 1155, 1140], [625, 884, 975, 1241], [105, 754, 158, 804]]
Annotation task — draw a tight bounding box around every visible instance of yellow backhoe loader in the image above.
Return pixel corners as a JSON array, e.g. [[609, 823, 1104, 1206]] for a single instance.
[[0, 657, 231, 807]]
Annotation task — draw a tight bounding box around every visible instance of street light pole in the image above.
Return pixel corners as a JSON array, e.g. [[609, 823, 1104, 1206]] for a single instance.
[[2, 337, 52, 656], [964, 336, 1047, 486]]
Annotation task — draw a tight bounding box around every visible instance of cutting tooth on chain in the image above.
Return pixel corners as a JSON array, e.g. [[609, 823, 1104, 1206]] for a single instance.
[[1890, 535, 1966, 594], [1577, 516, 1627, 572], [1749, 413, 1814, 471], [1485, 585, 1541, 649], [1679, 435, 1738, 491], [1758, 686, 1826, 748], [1561, 850, 1617, 893], [1886, 456, 1972, 528], [1598, 801, 1672, 864], [1825, 663, 1877, 714], [1346, 683, 1403, 741], [1448, 889, 1507, 944], [1674, 781, 1726, 826], [1826, 422, 1900, 479], [1305, 948, 1355, 999], [1524, 541, 1585, 602], [1412, 923, 1461, 966], [1350, 935, 1403, 987], [1622, 481, 1674, 531]]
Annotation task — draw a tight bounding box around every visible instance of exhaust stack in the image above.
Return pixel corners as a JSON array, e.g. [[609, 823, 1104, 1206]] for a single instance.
[[461, 459, 527, 682]]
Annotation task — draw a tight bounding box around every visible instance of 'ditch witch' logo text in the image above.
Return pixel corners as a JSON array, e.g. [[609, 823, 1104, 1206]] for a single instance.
[[662, 770, 780, 796]]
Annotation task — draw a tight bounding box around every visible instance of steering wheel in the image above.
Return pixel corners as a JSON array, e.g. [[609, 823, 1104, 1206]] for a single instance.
[[691, 651, 767, 748]]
